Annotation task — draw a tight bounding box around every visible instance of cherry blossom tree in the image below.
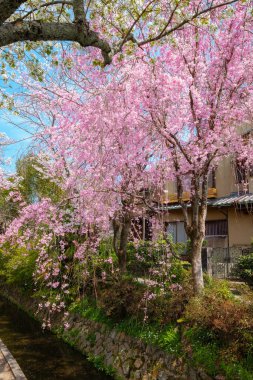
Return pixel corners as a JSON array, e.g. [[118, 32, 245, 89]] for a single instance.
[[24, 70, 165, 272], [2, 2, 252, 296], [2, 1, 244, 116], [131, 4, 253, 292], [0, 0, 240, 67]]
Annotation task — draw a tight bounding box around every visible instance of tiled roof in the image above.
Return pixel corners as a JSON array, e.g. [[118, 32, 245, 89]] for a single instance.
[[157, 193, 253, 211], [211, 193, 253, 207]]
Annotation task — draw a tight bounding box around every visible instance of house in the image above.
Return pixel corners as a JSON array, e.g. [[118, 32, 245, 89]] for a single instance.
[[157, 152, 253, 277]]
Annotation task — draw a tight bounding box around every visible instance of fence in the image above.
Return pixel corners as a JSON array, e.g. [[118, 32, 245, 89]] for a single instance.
[[202, 246, 250, 279]]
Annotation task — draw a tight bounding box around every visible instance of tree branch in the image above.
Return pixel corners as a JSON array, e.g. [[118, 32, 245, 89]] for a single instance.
[[0, 0, 26, 25], [73, 0, 85, 22], [0, 0, 241, 66], [20, 1, 73, 21], [138, 0, 239, 46], [0, 20, 112, 64]]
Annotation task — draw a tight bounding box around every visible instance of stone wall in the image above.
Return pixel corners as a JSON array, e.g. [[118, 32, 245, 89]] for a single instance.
[[0, 284, 211, 380], [61, 314, 212, 380]]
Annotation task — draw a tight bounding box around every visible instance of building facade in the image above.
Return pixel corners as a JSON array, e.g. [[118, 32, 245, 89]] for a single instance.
[[157, 155, 253, 277]]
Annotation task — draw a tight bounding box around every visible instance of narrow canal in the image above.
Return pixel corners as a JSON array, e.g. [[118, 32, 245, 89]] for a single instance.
[[0, 295, 111, 379]]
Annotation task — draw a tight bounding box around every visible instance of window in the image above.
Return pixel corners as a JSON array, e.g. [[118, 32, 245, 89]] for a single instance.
[[166, 222, 187, 243], [205, 220, 228, 236], [235, 158, 247, 184], [208, 169, 216, 188], [131, 217, 152, 240], [166, 222, 176, 242]]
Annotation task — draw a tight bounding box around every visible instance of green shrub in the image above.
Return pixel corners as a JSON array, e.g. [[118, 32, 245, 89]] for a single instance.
[[69, 297, 113, 326], [221, 362, 253, 380], [97, 277, 145, 320], [168, 258, 191, 284], [98, 236, 117, 260], [185, 279, 253, 361], [185, 326, 219, 376], [185, 326, 217, 347], [204, 277, 234, 300], [0, 244, 37, 290], [158, 325, 182, 354], [192, 344, 219, 376], [126, 240, 161, 276], [185, 326, 253, 378], [127, 238, 189, 277], [233, 253, 253, 285]]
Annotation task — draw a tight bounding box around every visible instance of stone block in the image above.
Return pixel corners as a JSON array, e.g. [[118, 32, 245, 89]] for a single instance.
[[134, 357, 143, 369]]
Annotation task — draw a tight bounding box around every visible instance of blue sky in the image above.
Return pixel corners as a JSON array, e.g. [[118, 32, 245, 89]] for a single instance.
[[0, 111, 32, 173], [0, 73, 33, 173]]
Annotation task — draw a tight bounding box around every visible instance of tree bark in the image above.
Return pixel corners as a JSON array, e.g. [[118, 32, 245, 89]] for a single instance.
[[0, 0, 26, 25], [0, 0, 112, 65], [112, 215, 132, 273], [189, 175, 208, 294], [0, 0, 240, 66], [191, 234, 205, 294], [112, 218, 121, 254], [0, 21, 111, 61], [118, 218, 131, 273]]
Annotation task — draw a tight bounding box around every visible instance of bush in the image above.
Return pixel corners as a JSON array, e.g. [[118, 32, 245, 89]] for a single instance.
[[192, 343, 219, 376], [127, 239, 190, 278], [185, 327, 217, 376], [184, 279, 253, 355], [0, 244, 37, 290], [185, 326, 253, 379], [96, 270, 193, 324], [126, 240, 163, 276], [233, 253, 253, 285], [221, 362, 253, 380], [97, 277, 145, 320], [203, 276, 234, 300], [168, 258, 191, 284]]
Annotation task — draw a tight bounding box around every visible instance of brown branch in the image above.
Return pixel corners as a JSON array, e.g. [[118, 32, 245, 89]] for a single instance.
[[0, 20, 112, 64], [118, 0, 156, 51], [20, 1, 73, 21], [0, 0, 241, 66], [151, 2, 179, 42], [0, 0, 26, 25], [73, 0, 85, 23], [138, 0, 239, 46]]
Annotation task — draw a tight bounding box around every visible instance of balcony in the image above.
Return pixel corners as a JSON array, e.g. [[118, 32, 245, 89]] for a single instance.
[[161, 187, 217, 204]]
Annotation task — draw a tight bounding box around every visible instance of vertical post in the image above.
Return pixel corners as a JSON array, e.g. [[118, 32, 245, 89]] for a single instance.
[[142, 215, 146, 241], [226, 209, 230, 277], [206, 247, 213, 276]]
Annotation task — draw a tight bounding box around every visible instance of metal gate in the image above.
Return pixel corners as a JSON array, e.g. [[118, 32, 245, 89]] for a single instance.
[[202, 247, 243, 278]]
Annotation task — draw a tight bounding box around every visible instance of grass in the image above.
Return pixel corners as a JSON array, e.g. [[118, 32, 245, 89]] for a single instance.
[[69, 297, 114, 327], [221, 362, 253, 380], [87, 354, 123, 380], [115, 318, 181, 355], [185, 326, 253, 380], [69, 297, 182, 355]]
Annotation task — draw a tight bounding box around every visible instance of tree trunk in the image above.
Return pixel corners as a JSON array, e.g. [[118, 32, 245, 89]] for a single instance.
[[118, 218, 131, 273], [112, 218, 121, 254], [190, 193, 207, 294], [191, 235, 204, 294], [112, 216, 131, 273]]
